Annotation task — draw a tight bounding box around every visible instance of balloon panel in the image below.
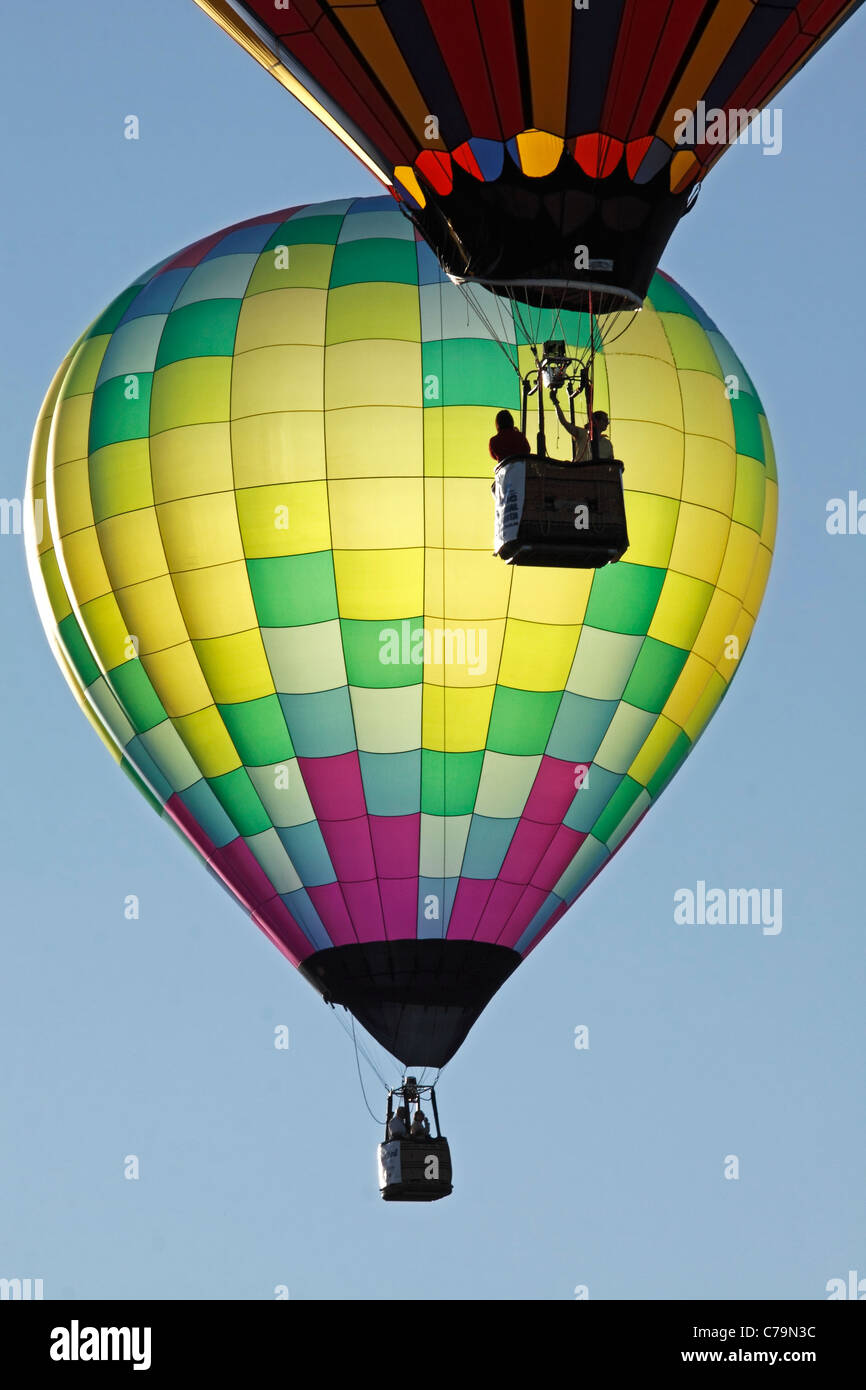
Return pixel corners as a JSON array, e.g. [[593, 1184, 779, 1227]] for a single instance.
[[25, 197, 776, 1035], [195, 0, 863, 301]]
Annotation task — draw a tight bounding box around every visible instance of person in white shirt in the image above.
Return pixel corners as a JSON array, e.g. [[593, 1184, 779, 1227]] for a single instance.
[[387, 1106, 408, 1140], [550, 394, 614, 462], [410, 1109, 430, 1139]]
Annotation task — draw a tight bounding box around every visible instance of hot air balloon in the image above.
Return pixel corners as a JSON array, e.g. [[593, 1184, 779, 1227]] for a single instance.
[[26, 199, 775, 1192], [25, 195, 775, 1047], [192, 0, 862, 318]]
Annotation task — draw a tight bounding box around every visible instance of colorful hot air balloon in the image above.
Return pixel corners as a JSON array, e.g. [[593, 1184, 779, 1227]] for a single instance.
[[193, 0, 862, 313], [25, 197, 776, 1066]]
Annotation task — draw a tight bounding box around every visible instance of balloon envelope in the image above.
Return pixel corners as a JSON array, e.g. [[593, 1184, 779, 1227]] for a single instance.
[[26, 197, 776, 1063], [194, 0, 863, 306]]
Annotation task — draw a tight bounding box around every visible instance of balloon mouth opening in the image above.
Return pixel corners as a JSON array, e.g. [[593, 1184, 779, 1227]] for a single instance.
[[300, 939, 522, 1066], [449, 274, 644, 316]]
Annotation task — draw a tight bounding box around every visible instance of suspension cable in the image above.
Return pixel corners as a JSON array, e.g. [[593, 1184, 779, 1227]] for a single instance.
[[329, 1004, 392, 1122], [456, 281, 521, 375], [350, 1014, 388, 1124]]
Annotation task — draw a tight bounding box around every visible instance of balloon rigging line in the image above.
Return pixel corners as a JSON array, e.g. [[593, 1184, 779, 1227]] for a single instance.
[[457, 281, 522, 376], [331, 1008, 390, 1123], [351, 1015, 390, 1090], [351, 1023, 388, 1124]]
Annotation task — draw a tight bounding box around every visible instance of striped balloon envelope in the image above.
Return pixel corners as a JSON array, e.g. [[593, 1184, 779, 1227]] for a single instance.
[[25, 196, 776, 1065], [195, 0, 863, 308]]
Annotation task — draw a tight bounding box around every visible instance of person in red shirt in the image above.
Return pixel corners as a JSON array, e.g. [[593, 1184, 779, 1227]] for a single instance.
[[489, 409, 531, 462], [490, 410, 531, 560]]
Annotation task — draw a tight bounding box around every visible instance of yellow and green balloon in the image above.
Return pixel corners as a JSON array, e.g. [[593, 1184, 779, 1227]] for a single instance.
[[25, 197, 776, 1064]]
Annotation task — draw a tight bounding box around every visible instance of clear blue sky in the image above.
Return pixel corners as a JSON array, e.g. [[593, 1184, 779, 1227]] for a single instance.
[[2, 1, 864, 1300]]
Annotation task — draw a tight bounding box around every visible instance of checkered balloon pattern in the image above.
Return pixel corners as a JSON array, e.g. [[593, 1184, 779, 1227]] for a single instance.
[[25, 196, 776, 972]]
